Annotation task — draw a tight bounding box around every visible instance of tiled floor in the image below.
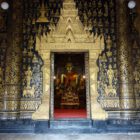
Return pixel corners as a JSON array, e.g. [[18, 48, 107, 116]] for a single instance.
[[0, 134, 140, 140]]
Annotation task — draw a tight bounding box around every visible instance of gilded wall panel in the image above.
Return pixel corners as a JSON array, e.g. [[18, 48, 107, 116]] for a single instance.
[[1, 0, 23, 119], [130, 2, 140, 110]]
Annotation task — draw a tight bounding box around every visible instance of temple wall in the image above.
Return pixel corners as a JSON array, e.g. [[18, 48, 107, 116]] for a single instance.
[[0, 0, 140, 121]]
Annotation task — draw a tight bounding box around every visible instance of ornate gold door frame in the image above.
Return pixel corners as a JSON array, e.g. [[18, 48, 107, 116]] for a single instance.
[[50, 52, 90, 119], [32, 48, 107, 120], [32, 0, 107, 120]]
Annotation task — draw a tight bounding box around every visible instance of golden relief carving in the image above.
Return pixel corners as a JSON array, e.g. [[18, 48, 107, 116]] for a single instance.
[[23, 66, 35, 98], [2, 0, 23, 116], [20, 100, 41, 111], [5, 51, 21, 86], [97, 33, 119, 111], [103, 65, 117, 97], [20, 0, 43, 116], [100, 99, 120, 109], [37, 0, 49, 23], [98, 34, 118, 97], [107, 65, 114, 86]]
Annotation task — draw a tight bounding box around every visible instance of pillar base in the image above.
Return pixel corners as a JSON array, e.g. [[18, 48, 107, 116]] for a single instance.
[[108, 110, 138, 120], [108, 111, 121, 119], [120, 110, 138, 120]]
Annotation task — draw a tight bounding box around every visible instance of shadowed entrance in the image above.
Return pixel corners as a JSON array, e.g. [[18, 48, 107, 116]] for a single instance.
[[54, 53, 87, 119]]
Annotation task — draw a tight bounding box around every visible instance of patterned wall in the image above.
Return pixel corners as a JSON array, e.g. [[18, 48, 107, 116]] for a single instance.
[[75, 0, 118, 110], [21, 0, 118, 112], [0, 0, 9, 96], [130, 5, 140, 109], [2, 0, 139, 119]]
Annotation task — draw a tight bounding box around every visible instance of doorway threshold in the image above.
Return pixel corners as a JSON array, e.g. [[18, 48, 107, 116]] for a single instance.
[[54, 109, 87, 119], [49, 119, 92, 129]]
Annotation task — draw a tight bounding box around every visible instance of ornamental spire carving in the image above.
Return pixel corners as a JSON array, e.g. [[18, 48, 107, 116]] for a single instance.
[[36, 0, 49, 23], [36, 0, 103, 44]]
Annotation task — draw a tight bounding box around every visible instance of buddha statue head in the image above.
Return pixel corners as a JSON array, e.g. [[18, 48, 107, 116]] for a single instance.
[[65, 62, 73, 73]]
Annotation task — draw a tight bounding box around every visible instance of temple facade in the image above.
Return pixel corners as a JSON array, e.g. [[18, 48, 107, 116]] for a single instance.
[[0, 0, 140, 133]]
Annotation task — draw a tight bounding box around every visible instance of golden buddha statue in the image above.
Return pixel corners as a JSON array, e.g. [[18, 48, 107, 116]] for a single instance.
[[55, 62, 81, 108], [61, 62, 79, 108], [61, 62, 79, 88]]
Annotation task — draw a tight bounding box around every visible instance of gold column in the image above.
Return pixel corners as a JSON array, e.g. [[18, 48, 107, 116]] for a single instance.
[[4, 0, 23, 118], [117, 0, 136, 118]]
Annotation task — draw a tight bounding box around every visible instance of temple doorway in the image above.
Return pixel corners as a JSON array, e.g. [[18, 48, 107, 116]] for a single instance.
[[52, 53, 88, 119]]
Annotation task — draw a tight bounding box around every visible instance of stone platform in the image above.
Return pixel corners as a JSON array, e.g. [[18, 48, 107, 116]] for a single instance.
[[0, 134, 140, 140], [0, 119, 140, 134]]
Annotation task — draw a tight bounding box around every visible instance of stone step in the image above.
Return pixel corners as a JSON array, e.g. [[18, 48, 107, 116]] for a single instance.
[[49, 119, 92, 129]]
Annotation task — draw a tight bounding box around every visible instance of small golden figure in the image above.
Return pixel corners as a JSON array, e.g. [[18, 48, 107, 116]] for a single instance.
[[25, 66, 32, 88], [106, 35, 112, 50], [107, 65, 114, 86]]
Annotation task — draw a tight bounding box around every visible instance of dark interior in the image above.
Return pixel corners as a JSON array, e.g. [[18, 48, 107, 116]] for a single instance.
[[54, 53, 87, 118]]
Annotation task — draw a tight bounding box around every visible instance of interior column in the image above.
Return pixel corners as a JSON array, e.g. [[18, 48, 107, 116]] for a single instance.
[[117, 0, 136, 119], [4, 0, 23, 119]]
